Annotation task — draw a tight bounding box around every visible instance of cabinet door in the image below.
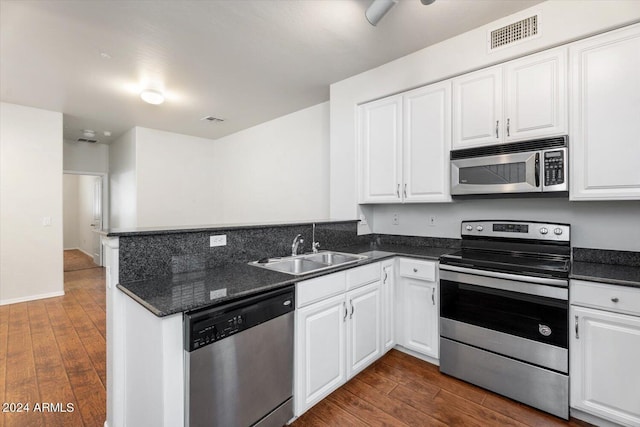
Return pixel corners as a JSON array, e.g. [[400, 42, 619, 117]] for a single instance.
[[401, 277, 439, 358], [295, 294, 347, 416], [359, 96, 403, 203], [346, 281, 382, 378], [570, 306, 640, 426], [452, 66, 503, 149], [570, 24, 640, 200], [403, 81, 452, 202], [381, 261, 395, 352], [504, 47, 567, 142]]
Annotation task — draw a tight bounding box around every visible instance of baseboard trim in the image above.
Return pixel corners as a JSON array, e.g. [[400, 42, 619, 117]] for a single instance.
[[570, 407, 627, 427], [0, 291, 65, 306], [394, 345, 440, 366]]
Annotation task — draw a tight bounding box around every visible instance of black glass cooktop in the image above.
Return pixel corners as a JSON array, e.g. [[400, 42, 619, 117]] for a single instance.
[[440, 249, 570, 279]]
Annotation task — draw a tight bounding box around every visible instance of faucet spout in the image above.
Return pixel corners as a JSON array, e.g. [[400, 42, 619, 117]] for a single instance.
[[291, 234, 304, 256]]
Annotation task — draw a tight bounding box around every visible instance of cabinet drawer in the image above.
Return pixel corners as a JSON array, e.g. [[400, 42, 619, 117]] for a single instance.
[[399, 258, 436, 281], [297, 272, 346, 308], [571, 280, 640, 316], [346, 263, 380, 290]]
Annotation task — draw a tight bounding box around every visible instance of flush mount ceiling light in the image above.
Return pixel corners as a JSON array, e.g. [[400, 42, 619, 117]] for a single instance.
[[82, 129, 96, 138], [140, 89, 165, 105], [365, 0, 435, 26]]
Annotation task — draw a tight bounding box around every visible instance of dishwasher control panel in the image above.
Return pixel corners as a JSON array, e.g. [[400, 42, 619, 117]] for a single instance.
[[184, 286, 295, 352]]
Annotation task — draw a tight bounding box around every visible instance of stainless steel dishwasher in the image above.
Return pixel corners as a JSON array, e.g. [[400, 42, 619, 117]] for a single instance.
[[184, 285, 295, 427]]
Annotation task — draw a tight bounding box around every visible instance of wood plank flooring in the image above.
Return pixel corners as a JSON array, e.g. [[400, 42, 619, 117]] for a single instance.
[[293, 349, 593, 427], [2, 251, 594, 426], [0, 252, 105, 427]]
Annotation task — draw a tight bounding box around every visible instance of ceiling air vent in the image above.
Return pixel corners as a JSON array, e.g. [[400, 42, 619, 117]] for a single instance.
[[488, 14, 540, 52], [77, 137, 98, 143], [200, 116, 225, 123]]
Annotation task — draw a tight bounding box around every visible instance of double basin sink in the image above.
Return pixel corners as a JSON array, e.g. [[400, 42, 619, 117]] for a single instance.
[[249, 251, 368, 276]]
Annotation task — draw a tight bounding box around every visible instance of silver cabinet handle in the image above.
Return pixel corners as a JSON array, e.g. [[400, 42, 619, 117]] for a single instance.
[[431, 287, 435, 305], [403, 183, 407, 198], [496, 120, 499, 138], [349, 300, 354, 319], [575, 315, 579, 339], [506, 118, 510, 137], [343, 301, 347, 322], [611, 297, 619, 303], [396, 184, 400, 198], [383, 268, 388, 284]]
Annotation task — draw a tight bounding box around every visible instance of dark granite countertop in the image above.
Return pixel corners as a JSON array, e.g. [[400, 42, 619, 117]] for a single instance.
[[571, 262, 640, 288], [117, 245, 456, 317], [101, 219, 358, 237]]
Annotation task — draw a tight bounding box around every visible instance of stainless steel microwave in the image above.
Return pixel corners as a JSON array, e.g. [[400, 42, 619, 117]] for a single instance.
[[450, 136, 568, 197]]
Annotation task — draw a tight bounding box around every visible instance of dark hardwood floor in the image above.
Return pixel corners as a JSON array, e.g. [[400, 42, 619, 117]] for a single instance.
[[293, 349, 592, 427], [2, 251, 592, 426], [0, 252, 106, 427]]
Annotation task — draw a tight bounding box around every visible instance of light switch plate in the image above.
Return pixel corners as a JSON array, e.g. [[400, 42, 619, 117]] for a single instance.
[[210, 235, 227, 247]]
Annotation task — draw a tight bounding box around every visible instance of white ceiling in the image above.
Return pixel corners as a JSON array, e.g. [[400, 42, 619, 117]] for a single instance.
[[0, 0, 543, 144]]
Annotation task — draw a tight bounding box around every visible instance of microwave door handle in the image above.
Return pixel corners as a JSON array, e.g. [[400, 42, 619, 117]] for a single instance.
[[535, 152, 540, 187]]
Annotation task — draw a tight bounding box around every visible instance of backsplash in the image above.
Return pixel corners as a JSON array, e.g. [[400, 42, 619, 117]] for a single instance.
[[118, 221, 369, 282], [573, 247, 640, 267]]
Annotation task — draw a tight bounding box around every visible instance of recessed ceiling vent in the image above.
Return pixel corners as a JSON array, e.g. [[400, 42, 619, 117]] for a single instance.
[[77, 137, 98, 143], [200, 116, 225, 123], [488, 13, 540, 52]]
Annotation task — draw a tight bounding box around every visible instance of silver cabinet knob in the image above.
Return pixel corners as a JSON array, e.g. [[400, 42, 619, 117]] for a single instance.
[[554, 228, 563, 235], [611, 297, 619, 303], [476, 225, 484, 232], [540, 227, 548, 235], [465, 225, 473, 231], [413, 268, 418, 273]]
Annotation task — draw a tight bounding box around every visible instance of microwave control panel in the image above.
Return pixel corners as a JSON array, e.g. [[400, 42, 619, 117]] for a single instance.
[[544, 150, 565, 186]]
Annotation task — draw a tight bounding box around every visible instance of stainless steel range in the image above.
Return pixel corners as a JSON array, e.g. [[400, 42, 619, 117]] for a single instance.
[[439, 220, 570, 419]]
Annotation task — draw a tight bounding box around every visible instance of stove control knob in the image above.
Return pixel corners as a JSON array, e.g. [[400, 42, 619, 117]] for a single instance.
[[476, 225, 484, 232], [539, 227, 549, 235], [465, 225, 473, 231], [554, 228, 563, 235]]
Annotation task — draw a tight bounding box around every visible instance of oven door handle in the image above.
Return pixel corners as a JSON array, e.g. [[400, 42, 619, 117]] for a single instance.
[[439, 264, 568, 287], [439, 267, 568, 300]]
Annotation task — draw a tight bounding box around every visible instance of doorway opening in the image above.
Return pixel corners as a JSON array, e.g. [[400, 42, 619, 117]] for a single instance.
[[63, 173, 105, 270]]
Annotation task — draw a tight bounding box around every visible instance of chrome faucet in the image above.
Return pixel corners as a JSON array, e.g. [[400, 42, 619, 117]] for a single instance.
[[312, 223, 320, 253], [291, 234, 304, 256]]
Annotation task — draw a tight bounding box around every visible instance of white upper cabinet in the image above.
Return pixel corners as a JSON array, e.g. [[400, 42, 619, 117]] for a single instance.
[[452, 66, 503, 149], [504, 48, 567, 142], [569, 24, 640, 200], [359, 96, 403, 203], [403, 81, 452, 202], [359, 80, 452, 204], [452, 47, 567, 149]]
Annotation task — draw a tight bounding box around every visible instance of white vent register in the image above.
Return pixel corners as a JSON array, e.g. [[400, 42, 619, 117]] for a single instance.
[[488, 13, 540, 52]]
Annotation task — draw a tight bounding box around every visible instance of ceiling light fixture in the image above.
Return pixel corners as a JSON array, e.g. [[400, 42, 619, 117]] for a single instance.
[[140, 89, 165, 105], [365, 0, 397, 26], [82, 129, 96, 138]]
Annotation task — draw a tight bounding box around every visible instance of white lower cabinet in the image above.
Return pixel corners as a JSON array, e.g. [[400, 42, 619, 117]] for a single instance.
[[570, 280, 640, 426], [295, 264, 382, 416], [397, 258, 439, 359]]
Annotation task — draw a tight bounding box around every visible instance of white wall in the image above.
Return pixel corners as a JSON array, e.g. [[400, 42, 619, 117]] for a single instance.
[[134, 127, 218, 227], [63, 140, 109, 173], [330, 1, 640, 223], [112, 102, 330, 228], [372, 200, 640, 252], [63, 174, 79, 249], [109, 128, 137, 229], [213, 102, 329, 224], [0, 102, 64, 304]]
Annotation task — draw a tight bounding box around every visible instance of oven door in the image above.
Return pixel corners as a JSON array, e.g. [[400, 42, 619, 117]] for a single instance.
[[439, 267, 568, 372], [451, 150, 540, 195]]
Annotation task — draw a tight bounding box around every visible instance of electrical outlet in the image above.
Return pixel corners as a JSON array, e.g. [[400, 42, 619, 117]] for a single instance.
[[392, 213, 399, 225], [42, 216, 52, 227], [209, 235, 227, 247], [428, 216, 436, 226]]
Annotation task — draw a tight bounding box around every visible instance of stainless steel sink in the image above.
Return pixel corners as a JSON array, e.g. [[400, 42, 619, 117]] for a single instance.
[[249, 251, 368, 276]]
